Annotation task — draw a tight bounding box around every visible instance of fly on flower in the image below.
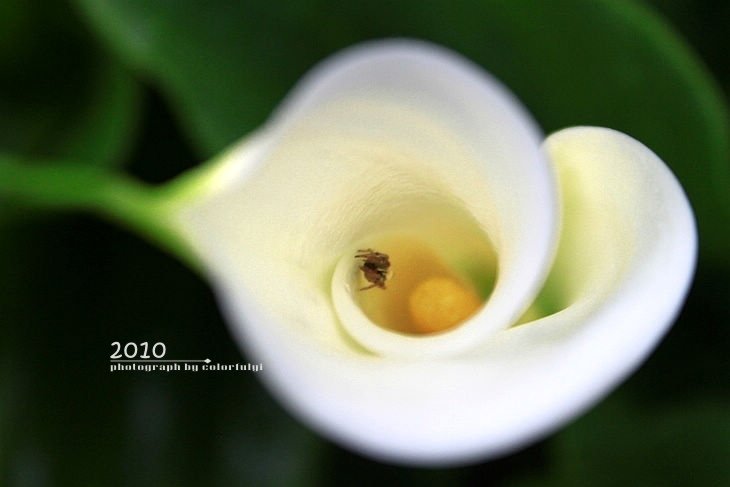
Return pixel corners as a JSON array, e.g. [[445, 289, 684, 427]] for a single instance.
[[355, 249, 391, 290]]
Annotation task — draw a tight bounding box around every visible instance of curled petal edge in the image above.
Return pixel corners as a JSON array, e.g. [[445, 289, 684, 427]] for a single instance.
[[173, 42, 695, 465]]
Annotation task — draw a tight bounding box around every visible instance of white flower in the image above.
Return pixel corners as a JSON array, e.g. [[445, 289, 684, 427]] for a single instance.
[[172, 40, 696, 465]]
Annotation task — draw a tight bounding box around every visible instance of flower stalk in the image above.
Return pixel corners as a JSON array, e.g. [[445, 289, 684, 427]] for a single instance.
[[0, 154, 199, 270]]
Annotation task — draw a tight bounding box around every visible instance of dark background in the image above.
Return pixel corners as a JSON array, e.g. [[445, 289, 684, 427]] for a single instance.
[[1, 1, 728, 485]]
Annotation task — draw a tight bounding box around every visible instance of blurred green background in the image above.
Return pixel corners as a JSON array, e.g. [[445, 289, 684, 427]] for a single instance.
[[1, 0, 728, 485]]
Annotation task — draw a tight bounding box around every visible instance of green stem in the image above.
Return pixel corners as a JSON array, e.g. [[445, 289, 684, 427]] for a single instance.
[[0, 155, 200, 271]]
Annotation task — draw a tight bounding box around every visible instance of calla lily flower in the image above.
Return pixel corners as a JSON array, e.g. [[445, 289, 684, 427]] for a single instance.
[[172, 40, 696, 465]]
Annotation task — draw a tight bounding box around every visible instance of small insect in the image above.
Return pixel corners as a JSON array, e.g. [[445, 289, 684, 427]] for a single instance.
[[355, 248, 391, 291]]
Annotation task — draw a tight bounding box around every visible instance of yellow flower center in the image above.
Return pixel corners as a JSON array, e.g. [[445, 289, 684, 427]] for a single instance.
[[354, 236, 494, 335], [408, 277, 482, 333]]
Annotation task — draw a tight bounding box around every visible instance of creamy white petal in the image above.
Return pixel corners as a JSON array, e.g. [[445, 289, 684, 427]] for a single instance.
[[174, 41, 694, 466]]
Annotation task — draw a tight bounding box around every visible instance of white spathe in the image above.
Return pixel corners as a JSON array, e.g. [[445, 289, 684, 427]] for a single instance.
[[174, 40, 696, 465]]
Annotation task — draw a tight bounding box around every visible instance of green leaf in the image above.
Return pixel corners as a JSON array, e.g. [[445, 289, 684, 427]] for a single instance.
[[644, 0, 730, 94], [0, 0, 140, 167], [75, 0, 730, 264], [552, 396, 730, 487]]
